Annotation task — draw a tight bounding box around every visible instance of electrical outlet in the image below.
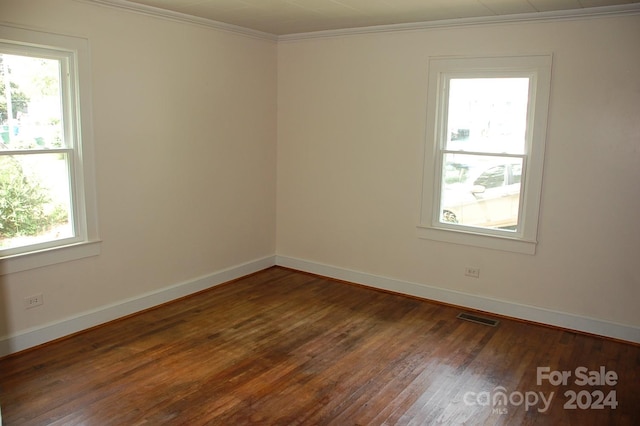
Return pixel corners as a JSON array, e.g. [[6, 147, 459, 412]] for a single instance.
[[24, 293, 44, 309], [464, 267, 480, 278]]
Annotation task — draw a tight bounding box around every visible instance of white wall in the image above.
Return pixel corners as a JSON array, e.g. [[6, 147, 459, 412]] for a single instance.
[[0, 0, 277, 353], [277, 15, 640, 337], [1, 1, 638, 353]]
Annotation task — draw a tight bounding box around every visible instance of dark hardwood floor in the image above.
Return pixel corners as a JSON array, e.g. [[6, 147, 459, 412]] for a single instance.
[[1, 267, 638, 425]]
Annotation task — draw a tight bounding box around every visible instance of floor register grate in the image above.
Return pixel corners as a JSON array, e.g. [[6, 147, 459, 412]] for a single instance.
[[457, 312, 500, 327]]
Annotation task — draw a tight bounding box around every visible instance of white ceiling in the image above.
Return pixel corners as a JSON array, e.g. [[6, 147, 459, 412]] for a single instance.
[[113, 0, 639, 35]]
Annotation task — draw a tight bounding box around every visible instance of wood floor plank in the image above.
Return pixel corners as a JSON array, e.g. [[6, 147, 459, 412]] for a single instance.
[[1, 266, 638, 425]]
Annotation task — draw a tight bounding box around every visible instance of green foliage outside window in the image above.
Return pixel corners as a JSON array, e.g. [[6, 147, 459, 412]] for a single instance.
[[0, 156, 68, 239]]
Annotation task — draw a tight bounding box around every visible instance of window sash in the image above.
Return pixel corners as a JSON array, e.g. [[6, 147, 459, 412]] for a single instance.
[[0, 148, 82, 256], [432, 74, 533, 237], [433, 152, 527, 238]]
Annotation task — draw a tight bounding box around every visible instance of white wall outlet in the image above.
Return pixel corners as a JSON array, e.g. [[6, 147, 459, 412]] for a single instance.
[[24, 293, 44, 309], [464, 267, 480, 278]]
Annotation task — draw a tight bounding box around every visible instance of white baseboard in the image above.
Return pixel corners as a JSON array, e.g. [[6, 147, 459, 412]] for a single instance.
[[276, 255, 640, 344], [0, 255, 276, 357], [3, 254, 637, 357]]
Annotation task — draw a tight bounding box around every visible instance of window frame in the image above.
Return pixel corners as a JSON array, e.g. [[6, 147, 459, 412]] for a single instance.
[[0, 25, 100, 274], [418, 55, 552, 255]]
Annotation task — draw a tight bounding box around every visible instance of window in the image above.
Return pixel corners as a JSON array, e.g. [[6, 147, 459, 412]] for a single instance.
[[418, 55, 552, 254], [0, 25, 99, 274]]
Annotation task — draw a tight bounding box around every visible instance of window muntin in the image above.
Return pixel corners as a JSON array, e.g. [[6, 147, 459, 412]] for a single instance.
[[418, 55, 552, 254]]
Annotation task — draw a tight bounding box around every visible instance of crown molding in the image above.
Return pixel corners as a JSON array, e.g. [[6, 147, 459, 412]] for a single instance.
[[75, 0, 277, 41], [279, 3, 640, 41], [77, 0, 639, 42]]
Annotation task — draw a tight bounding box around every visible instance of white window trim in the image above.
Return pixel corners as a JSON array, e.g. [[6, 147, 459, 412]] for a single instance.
[[418, 55, 552, 255], [0, 24, 100, 275]]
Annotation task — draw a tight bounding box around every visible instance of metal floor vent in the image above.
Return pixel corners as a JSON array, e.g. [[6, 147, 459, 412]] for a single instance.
[[457, 312, 499, 327]]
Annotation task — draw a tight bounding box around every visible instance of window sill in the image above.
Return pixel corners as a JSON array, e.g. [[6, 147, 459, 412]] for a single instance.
[[0, 240, 101, 275], [417, 225, 536, 255]]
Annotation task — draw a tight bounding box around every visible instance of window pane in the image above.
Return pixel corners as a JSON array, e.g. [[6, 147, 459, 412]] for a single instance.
[[446, 78, 529, 154], [0, 153, 73, 250], [1, 53, 64, 150], [440, 153, 523, 230]]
